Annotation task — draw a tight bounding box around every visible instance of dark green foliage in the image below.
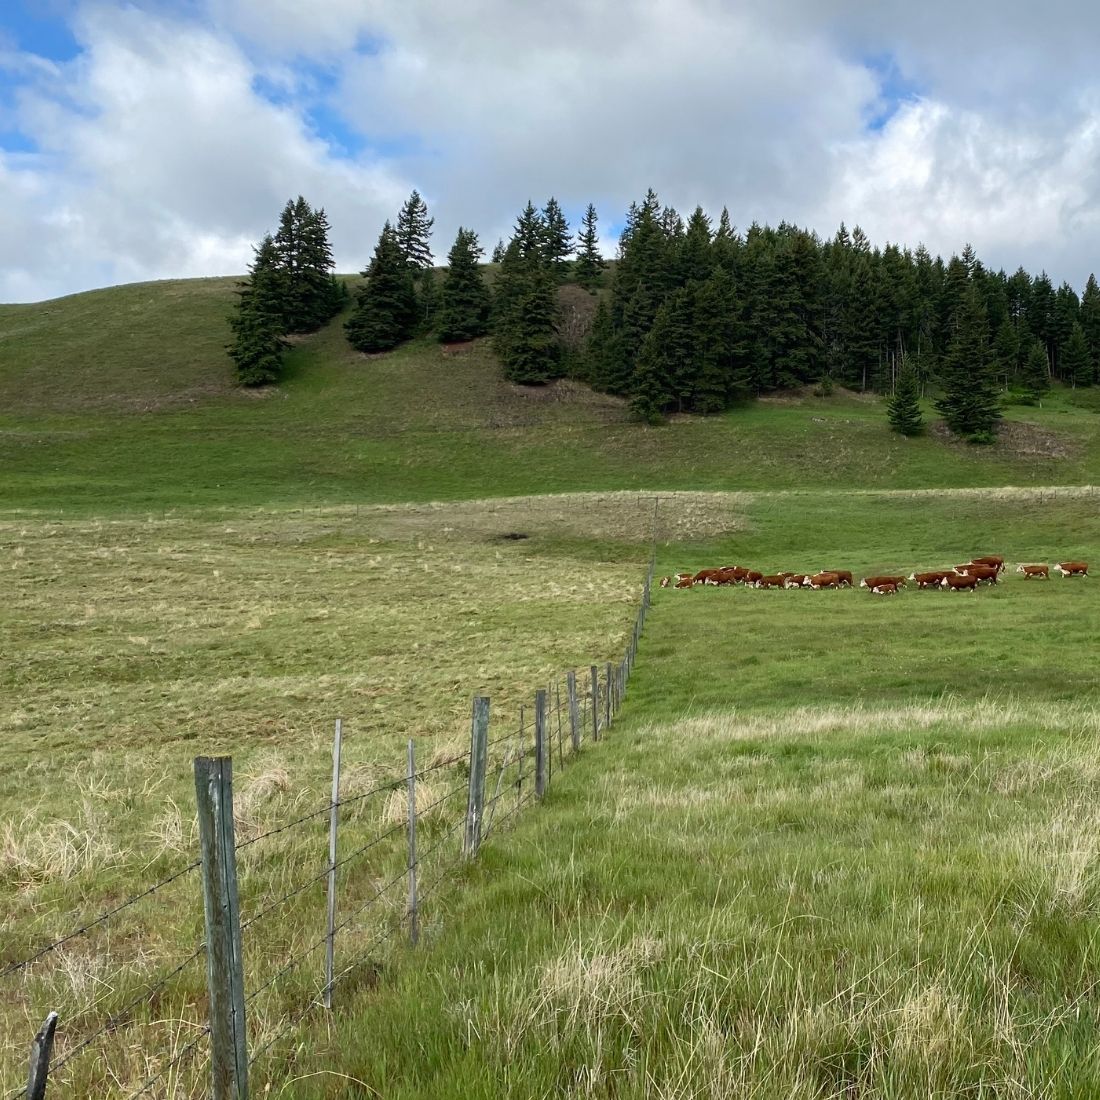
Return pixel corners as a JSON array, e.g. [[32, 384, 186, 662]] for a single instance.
[[886, 355, 924, 436], [993, 317, 1020, 385], [573, 204, 606, 291], [1061, 322, 1091, 387], [273, 196, 344, 333], [1081, 274, 1100, 383], [541, 198, 572, 279], [582, 298, 621, 389], [1019, 336, 1051, 401], [490, 239, 506, 264], [228, 235, 287, 386], [437, 228, 490, 343], [395, 190, 434, 273], [345, 222, 417, 353], [936, 281, 1002, 440]]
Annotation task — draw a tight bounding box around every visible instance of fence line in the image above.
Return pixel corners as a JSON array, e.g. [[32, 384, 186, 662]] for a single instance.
[[3, 496, 660, 1098]]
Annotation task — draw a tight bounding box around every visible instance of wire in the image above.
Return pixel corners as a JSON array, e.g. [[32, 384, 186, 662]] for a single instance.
[[234, 801, 336, 851], [1, 860, 201, 980], [122, 1026, 210, 1099]]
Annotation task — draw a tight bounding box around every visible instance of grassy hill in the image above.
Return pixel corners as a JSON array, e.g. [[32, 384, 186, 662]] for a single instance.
[[4, 278, 1100, 1096], [3, 277, 1100, 513]]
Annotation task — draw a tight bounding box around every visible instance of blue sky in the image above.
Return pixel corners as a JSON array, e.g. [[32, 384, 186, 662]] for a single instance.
[[2, 1, 1099, 303]]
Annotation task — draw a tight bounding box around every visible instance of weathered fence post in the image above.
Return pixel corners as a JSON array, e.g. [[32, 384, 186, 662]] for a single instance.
[[591, 665, 600, 741], [534, 689, 548, 799], [323, 718, 343, 1011], [464, 696, 490, 859], [605, 662, 613, 730], [406, 740, 419, 945], [567, 671, 580, 752], [26, 1011, 58, 1100], [516, 706, 527, 808], [194, 756, 248, 1100]]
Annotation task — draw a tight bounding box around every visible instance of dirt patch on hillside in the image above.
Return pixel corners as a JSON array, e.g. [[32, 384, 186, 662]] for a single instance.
[[507, 378, 627, 407], [931, 420, 1076, 459]]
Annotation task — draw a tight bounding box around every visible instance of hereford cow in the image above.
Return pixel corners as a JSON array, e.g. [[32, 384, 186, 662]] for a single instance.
[[804, 572, 841, 589], [756, 574, 788, 589], [674, 575, 694, 589], [1016, 564, 1050, 579], [956, 564, 999, 584], [821, 570, 853, 587], [871, 582, 899, 596], [909, 570, 950, 589], [659, 576, 672, 588], [784, 574, 807, 589], [744, 571, 763, 585], [693, 568, 721, 585], [860, 575, 907, 589], [971, 555, 1005, 573], [942, 574, 978, 591], [1054, 561, 1089, 577]]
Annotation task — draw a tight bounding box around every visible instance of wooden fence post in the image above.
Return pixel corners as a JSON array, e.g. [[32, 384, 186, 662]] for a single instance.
[[516, 706, 526, 809], [534, 689, 547, 799], [323, 718, 343, 1011], [194, 756, 249, 1100], [406, 740, 419, 945], [464, 697, 490, 859], [25, 1011, 58, 1100], [567, 671, 580, 752], [591, 665, 600, 741]]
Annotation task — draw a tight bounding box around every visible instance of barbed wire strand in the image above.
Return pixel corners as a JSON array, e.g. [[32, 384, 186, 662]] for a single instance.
[[122, 1025, 211, 1100], [0, 860, 201, 980]]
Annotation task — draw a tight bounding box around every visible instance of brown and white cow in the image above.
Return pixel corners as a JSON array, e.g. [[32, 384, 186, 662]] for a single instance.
[[956, 564, 999, 584], [674, 574, 694, 589], [942, 574, 978, 591], [971, 555, 1005, 573], [659, 576, 672, 588], [909, 570, 950, 589], [871, 582, 899, 596], [744, 571, 763, 585], [784, 574, 808, 589], [755, 574, 788, 589], [860, 575, 907, 589], [1016, 563, 1050, 579], [693, 568, 721, 586], [821, 570, 853, 588], [804, 572, 841, 589], [1054, 561, 1089, 577]]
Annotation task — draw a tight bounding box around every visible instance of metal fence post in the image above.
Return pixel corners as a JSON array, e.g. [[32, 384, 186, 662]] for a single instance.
[[194, 756, 249, 1100], [323, 718, 343, 1010], [534, 689, 547, 799], [406, 740, 419, 945], [567, 671, 580, 752], [26, 1011, 58, 1100], [464, 697, 490, 858]]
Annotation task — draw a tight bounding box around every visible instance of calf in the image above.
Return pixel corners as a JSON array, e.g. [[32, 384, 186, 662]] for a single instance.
[[805, 571, 841, 589], [784, 574, 807, 589], [822, 570, 853, 587], [1016, 563, 1050, 579], [942, 574, 978, 591], [860, 575, 907, 589], [674, 575, 694, 589], [659, 576, 672, 588], [871, 582, 899, 596], [909, 570, 950, 589], [1055, 561, 1089, 577], [756, 574, 787, 589]]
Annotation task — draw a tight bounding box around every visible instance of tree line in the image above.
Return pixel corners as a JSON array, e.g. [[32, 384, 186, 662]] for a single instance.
[[229, 188, 1100, 442]]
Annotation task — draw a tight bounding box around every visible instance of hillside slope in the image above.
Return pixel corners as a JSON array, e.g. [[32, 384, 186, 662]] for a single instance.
[[2, 276, 1100, 512]]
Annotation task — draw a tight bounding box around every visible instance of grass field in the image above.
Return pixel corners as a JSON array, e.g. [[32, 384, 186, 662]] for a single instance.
[[3, 278, 1100, 1096]]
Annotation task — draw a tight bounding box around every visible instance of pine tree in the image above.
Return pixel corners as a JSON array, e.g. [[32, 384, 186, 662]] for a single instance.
[[691, 267, 748, 412], [491, 239, 506, 264], [272, 196, 343, 332], [582, 297, 619, 388], [630, 293, 687, 422], [936, 281, 1001, 440], [1019, 336, 1051, 402], [541, 197, 572, 279], [437, 228, 490, 343], [677, 206, 714, 285], [1061, 321, 1090, 387], [1080, 274, 1100, 384], [228, 235, 287, 386], [573, 204, 606, 291], [395, 190, 434, 272], [993, 317, 1020, 387], [886, 354, 923, 436], [345, 222, 417, 353]]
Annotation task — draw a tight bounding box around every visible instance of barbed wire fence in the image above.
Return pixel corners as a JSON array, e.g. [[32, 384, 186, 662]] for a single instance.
[[3, 499, 659, 1100]]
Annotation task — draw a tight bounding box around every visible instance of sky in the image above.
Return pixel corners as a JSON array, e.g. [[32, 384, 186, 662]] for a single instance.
[[2, 0, 1099, 303]]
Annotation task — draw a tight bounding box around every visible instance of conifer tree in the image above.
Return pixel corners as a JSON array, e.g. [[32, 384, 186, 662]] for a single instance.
[[582, 297, 619, 388], [395, 190, 434, 272], [228, 235, 287, 386], [677, 207, 714, 285], [993, 317, 1020, 387], [491, 239, 506, 264], [273, 196, 343, 332], [886, 354, 923, 436], [692, 267, 748, 412], [437, 228, 490, 343], [345, 221, 417, 353], [541, 197, 572, 279], [574, 204, 606, 291], [936, 281, 1001, 440], [1020, 336, 1051, 402], [1061, 321, 1091, 387], [1080, 274, 1100, 384]]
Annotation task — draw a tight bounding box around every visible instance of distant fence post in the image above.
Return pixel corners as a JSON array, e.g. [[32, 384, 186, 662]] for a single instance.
[[323, 718, 343, 1011], [567, 671, 580, 752], [25, 1011, 58, 1100], [194, 756, 249, 1100], [534, 689, 547, 799], [406, 740, 419, 945], [464, 697, 490, 859], [590, 665, 600, 741], [605, 662, 613, 730]]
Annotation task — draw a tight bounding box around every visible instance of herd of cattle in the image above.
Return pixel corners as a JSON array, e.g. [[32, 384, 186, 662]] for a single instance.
[[659, 556, 1090, 597]]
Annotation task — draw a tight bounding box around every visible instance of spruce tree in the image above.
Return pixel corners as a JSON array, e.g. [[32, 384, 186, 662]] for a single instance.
[[1061, 321, 1091, 387], [541, 197, 572, 279], [345, 222, 417, 353], [228, 235, 287, 386], [1020, 336, 1051, 402], [1080, 274, 1100, 384], [886, 354, 923, 436], [692, 267, 748, 412], [395, 190, 434, 272], [272, 196, 343, 332], [437, 228, 490, 343], [491, 239, 506, 264], [993, 317, 1020, 388], [574, 204, 606, 291], [582, 297, 619, 388], [936, 281, 1001, 440]]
